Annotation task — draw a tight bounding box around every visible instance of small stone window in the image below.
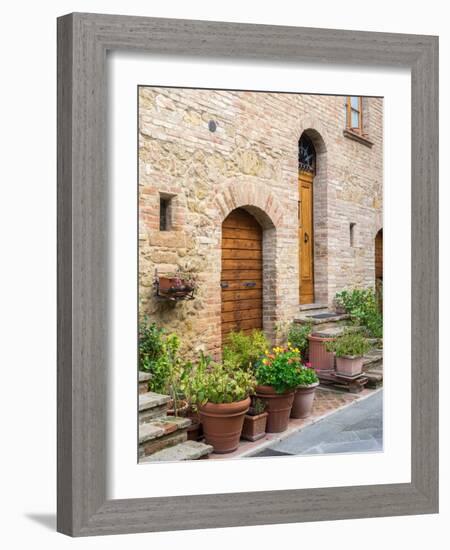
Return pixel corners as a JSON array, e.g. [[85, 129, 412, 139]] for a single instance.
[[159, 195, 173, 231], [349, 223, 356, 247]]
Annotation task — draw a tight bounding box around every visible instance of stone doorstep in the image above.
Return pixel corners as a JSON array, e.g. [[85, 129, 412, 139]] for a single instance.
[[208, 387, 383, 460], [294, 311, 351, 326], [139, 391, 171, 412], [140, 440, 214, 462], [139, 416, 192, 444], [298, 303, 328, 312]]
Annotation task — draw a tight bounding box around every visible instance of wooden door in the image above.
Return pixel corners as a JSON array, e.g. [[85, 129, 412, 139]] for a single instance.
[[299, 171, 314, 304], [221, 208, 263, 342]]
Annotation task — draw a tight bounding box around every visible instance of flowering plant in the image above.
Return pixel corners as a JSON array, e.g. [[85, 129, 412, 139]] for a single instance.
[[256, 344, 305, 393]]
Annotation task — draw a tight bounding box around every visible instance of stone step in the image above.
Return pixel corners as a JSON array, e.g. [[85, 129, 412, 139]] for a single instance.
[[139, 416, 192, 458], [310, 325, 360, 339], [294, 310, 351, 326], [299, 303, 328, 312], [362, 349, 383, 368], [139, 391, 171, 423], [140, 440, 214, 462], [139, 371, 152, 394]]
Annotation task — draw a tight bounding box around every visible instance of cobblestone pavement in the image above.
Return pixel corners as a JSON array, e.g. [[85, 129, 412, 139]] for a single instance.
[[254, 389, 383, 457]]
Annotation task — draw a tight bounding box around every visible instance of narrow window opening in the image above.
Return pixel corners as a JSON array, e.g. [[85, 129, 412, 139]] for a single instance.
[[159, 196, 171, 231], [350, 223, 356, 247]]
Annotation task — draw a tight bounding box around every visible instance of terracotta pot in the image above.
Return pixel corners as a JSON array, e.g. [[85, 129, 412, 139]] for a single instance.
[[167, 399, 189, 417], [255, 385, 295, 433], [187, 418, 203, 441], [308, 335, 335, 372], [198, 397, 250, 454], [336, 356, 363, 377], [241, 412, 268, 441], [291, 382, 319, 419]]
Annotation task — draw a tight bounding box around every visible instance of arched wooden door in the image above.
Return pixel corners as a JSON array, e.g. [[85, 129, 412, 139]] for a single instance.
[[221, 208, 263, 342], [298, 134, 316, 305]]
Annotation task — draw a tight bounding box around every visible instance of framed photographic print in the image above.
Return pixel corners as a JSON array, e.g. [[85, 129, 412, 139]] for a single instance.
[[57, 13, 438, 536]]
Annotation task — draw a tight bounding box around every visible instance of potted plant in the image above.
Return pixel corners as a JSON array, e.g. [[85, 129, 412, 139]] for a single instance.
[[255, 345, 303, 433], [187, 353, 255, 453], [326, 330, 371, 377], [291, 363, 319, 419], [241, 398, 268, 441]]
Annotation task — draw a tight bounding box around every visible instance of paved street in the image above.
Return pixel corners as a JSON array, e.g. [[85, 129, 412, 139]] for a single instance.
[[254, 389, 383, 457]]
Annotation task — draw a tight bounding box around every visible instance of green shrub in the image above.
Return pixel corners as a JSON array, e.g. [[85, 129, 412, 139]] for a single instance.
[[139, 320, 165, 373], [222, 329, 269, 371], [256, 345, 304, 393], [187, 352, 255, 406], [334, 288, 383, 338], [287, 322, 313, 356], [296, 366, 319, 386], [139, 320, 184, 403], [325, 330, 371, 358]]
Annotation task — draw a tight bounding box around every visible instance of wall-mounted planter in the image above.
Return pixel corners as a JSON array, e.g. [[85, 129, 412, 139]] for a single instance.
[[155, 275, 196, 301]]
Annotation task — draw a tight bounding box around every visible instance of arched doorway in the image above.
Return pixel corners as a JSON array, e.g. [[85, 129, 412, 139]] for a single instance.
[[298, 133, 316, 304], [221, 208, 263, 341]]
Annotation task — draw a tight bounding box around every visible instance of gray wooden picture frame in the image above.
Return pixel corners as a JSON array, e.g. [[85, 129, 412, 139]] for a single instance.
[[57, 12, 439, 537]]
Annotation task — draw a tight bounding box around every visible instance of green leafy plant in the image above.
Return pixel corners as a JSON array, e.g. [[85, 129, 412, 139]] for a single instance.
[[187, 352, 256, 406], [296, 365, 319, 386], [248, 397, 266, 416], [287, 322, 313, 357], [256, 345, 304, 394], [222, 329, 270, 371], [325, 330, 371, 358], [334, 288, 383, 338], [139, 320, 165, 373], [139, 320, 187, 413]]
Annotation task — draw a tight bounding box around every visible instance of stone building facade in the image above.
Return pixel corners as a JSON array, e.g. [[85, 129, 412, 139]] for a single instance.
[[138, 87, 383, 358]]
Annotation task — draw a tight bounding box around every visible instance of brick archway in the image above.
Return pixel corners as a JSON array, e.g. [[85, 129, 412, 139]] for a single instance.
[[211, 182, 282, 344]]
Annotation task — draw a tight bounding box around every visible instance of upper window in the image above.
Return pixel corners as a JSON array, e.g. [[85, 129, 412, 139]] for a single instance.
[[346, 96, 363, 134], [298, 134, 316, 174]]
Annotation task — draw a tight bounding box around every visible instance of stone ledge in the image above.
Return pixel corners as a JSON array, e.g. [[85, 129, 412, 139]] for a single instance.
[[139, 391, 171, 412], [139, 371, 152, 383], [140, 440, 214, 462], [139, 416, 192, 444], [343, 129, 374, 148]]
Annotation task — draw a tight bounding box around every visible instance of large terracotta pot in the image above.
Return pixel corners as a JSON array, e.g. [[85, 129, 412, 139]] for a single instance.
[[336, 356, 363, 377], [291, 382, 319, 419], [198, 397, 250, 454], [255, 385, 295, 433], [308, 335, 335, 372]]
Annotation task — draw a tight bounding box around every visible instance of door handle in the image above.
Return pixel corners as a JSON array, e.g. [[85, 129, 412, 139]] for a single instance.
[[304, 232, 309, 243], [243, 282, 256, 288], [220, 281, 229, 288]]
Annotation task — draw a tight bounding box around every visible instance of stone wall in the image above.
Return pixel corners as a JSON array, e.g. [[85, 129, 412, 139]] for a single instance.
[[138, 87, 383, 358]]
